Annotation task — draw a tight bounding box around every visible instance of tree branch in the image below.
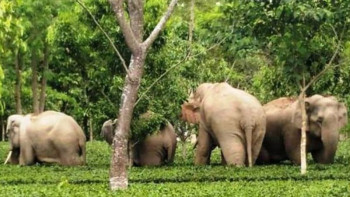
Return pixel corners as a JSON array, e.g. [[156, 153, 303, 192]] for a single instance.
[[76, 0, 130, 76], [142, 0, 178, 49], [108, 0, 140, 54], [127, 0, 144, 42]]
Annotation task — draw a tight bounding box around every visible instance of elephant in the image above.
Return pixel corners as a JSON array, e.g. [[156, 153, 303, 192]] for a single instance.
[[5, 111, 86, 166], [101, 119, 177, 166], [181, 82, 266, 167], [100, 119, 117, 145], [257, 95, 343, 165]]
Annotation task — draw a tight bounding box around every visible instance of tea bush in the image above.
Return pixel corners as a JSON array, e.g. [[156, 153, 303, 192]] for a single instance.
[[1, 139, 350, 196]]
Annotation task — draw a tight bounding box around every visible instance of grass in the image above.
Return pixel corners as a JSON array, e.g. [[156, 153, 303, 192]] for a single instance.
[[1, 140, 350, 196]]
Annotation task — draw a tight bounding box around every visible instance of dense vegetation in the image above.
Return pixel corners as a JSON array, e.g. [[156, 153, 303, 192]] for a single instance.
[[1, 140, 350, 196]]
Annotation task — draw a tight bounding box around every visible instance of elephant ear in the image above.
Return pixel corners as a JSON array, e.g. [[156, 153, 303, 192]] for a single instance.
[[181, 102, 200, 124]]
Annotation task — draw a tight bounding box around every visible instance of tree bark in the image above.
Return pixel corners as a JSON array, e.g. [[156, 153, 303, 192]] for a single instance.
[[108, 0, 178, 190], [39, 42, 49, 113], [110, 51, 146, 190], [14, 49, 22, 114], [31, 51, 39, 114]]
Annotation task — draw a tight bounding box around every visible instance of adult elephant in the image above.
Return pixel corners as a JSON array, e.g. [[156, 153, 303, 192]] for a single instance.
[[257, 95, 343, 165], [101, 120, 177, 166], [181, 82, 266, 167], [5, 111, 86, 166]]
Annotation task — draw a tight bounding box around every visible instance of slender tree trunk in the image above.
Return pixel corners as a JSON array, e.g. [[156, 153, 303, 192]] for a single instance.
[[108, 0, 177, 190], [89, 117, 93, 141], [39, 42, 49, 113], [299, 92, 307, 174], [31, 51, 39, 114], [110, 52, 146, 190], [14, 49, 22, 114]]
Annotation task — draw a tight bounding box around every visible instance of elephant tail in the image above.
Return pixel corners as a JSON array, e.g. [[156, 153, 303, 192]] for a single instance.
[[245, 126, 253, 167]]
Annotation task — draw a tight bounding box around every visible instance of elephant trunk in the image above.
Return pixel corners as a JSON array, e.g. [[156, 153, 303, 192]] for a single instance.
[[312, 119, 339, 163]]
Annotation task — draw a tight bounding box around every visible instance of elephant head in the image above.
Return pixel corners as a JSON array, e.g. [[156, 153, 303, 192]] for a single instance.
[[304, 95, 341, 163], [181, 83, 215, 124], [6, 115, 25, 151], [5, 114, 24, 164], [100, 119, 117, 145]]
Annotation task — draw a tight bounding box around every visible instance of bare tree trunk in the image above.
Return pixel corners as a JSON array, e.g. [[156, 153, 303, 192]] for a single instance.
[[89, 117, 93, 141], [110, 52, 146, 190], [15, 49, 22, 114], [108, 0, 178, 190], [31, 51, 39, 114], [39, 42, 49, 113], [299, 91, 307, 174]]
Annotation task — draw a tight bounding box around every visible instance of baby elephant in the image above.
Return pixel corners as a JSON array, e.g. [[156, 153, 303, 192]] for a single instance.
[[101, 119, 177, 166], [5, 111, 86, 166]]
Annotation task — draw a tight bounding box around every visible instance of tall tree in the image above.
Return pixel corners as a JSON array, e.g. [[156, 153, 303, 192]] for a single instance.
[[39, 41, 49, 113], [108, 0, 178, 190], [14, 49, 23, 114]]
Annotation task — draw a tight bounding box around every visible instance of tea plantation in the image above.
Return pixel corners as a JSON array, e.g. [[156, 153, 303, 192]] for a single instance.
[[1, 140, 350, 196]]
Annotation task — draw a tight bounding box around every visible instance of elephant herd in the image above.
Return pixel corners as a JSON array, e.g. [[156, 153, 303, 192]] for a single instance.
[[3, 82, 348, 167]]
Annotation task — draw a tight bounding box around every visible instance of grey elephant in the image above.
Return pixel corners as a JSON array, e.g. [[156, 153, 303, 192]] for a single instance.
[[101, 119, 177, 166], [5, 111, 86, 166], [257, 95, 344, 165], [100, 119, 118, 145], [181, 82, 266, 167]]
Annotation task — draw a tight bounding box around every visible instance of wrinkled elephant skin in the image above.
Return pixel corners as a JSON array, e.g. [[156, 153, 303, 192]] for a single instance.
[[6, 111, 86, 166], [182, 82, 266, 167]]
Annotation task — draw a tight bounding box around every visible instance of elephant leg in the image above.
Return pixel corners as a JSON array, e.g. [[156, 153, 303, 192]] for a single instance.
[[284, 130, 301, 165], [219, 135, 246, 167], [19, 146, 35, 165], [166, 141, 177, 164], [195, 124, 213, 165]]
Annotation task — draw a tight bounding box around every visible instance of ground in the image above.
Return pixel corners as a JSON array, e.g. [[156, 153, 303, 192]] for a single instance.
[[0, 140, 350, 196]]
